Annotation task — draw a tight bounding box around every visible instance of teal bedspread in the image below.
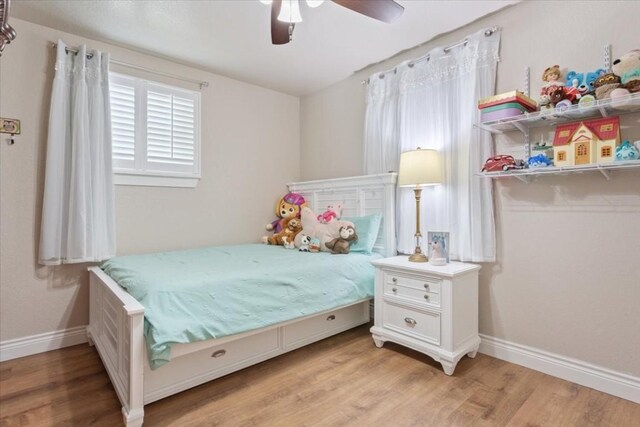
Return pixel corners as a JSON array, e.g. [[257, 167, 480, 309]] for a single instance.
[[101, 244, 380, 369]]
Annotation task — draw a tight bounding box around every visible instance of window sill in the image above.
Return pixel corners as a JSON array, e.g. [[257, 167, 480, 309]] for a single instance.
[[114, 171, 200, 188]]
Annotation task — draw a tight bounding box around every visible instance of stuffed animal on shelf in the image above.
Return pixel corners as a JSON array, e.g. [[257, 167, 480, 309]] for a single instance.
[[610, 49, 640, 101], [263, 192, 305, 242], [539, 65, 565, 109], [317, 204, 342, 224], [593, 73, 622, 100], [298, 234, 312, 252], [265, 217, 302, 246], [615, 140, 640, 161], [527, 153, 553, 168], [565, 69, 606, 99], [325, 225, 358, 255]]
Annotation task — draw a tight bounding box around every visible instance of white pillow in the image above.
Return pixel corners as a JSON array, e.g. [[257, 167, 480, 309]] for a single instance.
[[294, 207, 354, 252]]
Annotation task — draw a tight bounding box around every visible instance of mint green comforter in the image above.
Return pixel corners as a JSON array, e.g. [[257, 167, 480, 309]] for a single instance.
[[101, 244, 380, 369]]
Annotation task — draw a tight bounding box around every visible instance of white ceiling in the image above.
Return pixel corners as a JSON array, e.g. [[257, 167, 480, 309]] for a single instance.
[[12, 0, 518, 96]]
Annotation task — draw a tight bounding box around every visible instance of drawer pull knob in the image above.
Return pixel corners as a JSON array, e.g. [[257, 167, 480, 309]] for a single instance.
[[392, 277, 397, 283], [327, 315, 336, 321], [404, 317, 417, 326], [424, 284, 430, 290], [424, 294, 430, 300], [211, 350, 226, 358], [392, 287, 397, 293]]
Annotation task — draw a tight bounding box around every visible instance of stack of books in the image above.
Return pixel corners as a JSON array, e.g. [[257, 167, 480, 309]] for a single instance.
[[478, 91, 538, 122]]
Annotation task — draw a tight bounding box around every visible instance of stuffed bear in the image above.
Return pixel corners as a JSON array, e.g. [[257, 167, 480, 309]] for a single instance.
[[325, 225, 358, 255], [593, 73, 622, 100], [262, 192, 305, 243], [265, 217, 302, 246], [565, 68, 606, 98], [610, 49, 640, 100]]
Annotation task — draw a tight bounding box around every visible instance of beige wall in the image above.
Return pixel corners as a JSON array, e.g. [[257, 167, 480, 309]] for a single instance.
[[0, 19, 300, 341], [300, 1, 640, 376]]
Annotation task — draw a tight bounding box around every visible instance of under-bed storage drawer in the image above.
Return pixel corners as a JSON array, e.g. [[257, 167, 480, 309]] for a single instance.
[[283, 302, 368, 350], [144, 328, 280, 403]]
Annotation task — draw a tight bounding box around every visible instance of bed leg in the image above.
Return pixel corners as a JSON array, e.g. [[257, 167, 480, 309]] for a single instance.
[[122, 407, 144, 427]]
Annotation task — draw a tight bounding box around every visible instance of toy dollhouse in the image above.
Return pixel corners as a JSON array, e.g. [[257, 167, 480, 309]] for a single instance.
[[553, 117, 621, 167]]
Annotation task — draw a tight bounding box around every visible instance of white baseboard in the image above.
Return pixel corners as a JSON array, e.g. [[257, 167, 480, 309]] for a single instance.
[[479, 334, 640, 404], [0, 326, 88, 362]]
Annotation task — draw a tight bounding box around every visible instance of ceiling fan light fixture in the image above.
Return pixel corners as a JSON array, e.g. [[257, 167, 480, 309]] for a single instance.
[[278, 0, 303, 23], [305, 0, 325, 7]]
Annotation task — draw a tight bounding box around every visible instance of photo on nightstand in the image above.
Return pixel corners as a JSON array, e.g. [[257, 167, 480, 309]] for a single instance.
[[427, 231, 449, 264]]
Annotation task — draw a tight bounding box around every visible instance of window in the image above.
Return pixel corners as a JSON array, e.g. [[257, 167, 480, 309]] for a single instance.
[[557, 151, 566, 161], [602, 146, 612, 157], [109, 73, 201, 187]]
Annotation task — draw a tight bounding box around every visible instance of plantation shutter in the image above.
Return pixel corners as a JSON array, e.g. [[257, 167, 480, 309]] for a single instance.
[[109, 75, 136, 169], [146, 84, 197, 173]]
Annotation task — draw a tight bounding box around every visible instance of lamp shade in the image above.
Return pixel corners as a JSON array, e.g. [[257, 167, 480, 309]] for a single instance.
[[397, 148, 442, 187]]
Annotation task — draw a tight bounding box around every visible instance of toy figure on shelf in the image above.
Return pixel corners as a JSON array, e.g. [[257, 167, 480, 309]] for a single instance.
[[539, 65, 565, 110], [532, 134, 554, 159], [593, 73, 621, 100], [527, 153, 553, 168], [615, 140, 640, 161], [610, 50, 640, 109], [552, 117, 621, 166]]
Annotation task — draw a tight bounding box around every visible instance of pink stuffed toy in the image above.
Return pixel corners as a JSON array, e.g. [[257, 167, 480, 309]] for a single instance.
[[317, 204, 342, 224]]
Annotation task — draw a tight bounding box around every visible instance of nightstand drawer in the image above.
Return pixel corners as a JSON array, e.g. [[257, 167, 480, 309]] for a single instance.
[[384, 271, 441, 294], [384, 282, 441, 308], [383, 301, 440, 345]]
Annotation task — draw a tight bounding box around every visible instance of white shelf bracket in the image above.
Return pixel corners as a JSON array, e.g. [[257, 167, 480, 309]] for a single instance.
[[598, 165, 612, 180], [604, 44, 612, 72]]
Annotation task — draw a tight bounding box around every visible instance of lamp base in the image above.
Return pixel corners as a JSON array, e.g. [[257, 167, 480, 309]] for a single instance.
[[408, 250, 428, 263]]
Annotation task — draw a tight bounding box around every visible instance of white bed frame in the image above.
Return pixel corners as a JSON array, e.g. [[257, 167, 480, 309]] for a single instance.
[[87, 173, 397, 426]]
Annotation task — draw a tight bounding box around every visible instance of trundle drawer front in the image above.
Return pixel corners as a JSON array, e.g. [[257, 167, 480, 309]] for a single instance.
[[384, 271, 441, 294], [383, 301, 440, 345], [283, 303, 366, 349], [144, 328, 280, 398]]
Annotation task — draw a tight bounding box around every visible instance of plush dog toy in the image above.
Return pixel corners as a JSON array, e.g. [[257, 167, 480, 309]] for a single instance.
[[263, 192, 305, 243], [325, 225, 358, 254], [610, 50, 640, 100], [565, 68, 606, 98], [265, 217, 302, 246], [298, 234, 312, 252]]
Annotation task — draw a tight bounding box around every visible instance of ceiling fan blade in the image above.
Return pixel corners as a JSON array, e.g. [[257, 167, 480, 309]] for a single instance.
[[331, 0, 404, 23], [271, 0, 292, 45]]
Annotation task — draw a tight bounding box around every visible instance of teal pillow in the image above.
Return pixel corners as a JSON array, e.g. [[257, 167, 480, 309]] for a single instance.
[[343, 214, 383, 254]]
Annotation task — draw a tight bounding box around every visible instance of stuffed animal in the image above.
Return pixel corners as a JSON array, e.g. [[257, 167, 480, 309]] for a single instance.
[[325, 226, 358, 255], [527, 153, 553, 168], [615, 140, 640, 161], [309, 238, 321, 253], [565, 68, 606, 99], [298, 234, 311, 252], [263, 193, 305, 242], [593, 73, 622, 100], [317, 204, 342, 224], [265, 217, 302, 246], [610, 49, 640, 101]]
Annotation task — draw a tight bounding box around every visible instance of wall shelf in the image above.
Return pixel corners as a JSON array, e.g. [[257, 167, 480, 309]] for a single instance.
[[476, 93, 640, 135], [477, 160, 640, 182]]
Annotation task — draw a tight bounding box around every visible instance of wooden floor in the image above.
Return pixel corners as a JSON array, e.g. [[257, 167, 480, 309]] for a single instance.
[[1, 325, 638, 427]]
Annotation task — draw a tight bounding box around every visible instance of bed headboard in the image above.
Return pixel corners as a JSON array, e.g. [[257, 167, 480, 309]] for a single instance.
[[287, 173, 397, 257]]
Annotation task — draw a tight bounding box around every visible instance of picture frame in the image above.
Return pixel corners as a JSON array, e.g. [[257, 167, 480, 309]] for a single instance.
[[427, 231, 449, 265]]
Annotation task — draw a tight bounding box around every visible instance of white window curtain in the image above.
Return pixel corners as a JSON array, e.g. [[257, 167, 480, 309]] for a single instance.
[[364, 28, 500, 262], [39, 40, 116, 265]]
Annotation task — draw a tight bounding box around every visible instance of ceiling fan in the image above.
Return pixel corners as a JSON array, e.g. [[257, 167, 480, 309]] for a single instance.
[[259, 0, 404, 45]]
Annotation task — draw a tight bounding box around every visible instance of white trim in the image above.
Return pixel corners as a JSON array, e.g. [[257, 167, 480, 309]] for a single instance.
[[0, 326, 88, 362], [479, 334, 640, 404], [114, 172, 199, 188]]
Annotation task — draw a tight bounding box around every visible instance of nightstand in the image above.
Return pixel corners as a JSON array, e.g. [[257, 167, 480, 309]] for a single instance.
[[370, 256, 481, 375]]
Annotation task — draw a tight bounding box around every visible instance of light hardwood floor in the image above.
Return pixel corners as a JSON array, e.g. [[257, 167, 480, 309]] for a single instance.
[[1, 325, 638, 426]]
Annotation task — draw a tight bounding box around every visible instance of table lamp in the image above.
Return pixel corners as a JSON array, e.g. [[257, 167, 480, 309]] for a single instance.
[[397, 147, 442, 262]]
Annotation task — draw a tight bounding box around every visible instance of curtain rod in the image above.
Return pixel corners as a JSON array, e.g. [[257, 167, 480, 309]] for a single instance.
[[50, 43, 209, 89], [360, 26, 499, 85]]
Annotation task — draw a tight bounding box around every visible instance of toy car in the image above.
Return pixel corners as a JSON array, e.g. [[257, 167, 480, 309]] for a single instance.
[[482, 155, 526, 172]]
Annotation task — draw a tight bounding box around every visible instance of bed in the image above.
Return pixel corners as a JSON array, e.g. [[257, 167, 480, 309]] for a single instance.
[[87, 173, 397, 427]]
